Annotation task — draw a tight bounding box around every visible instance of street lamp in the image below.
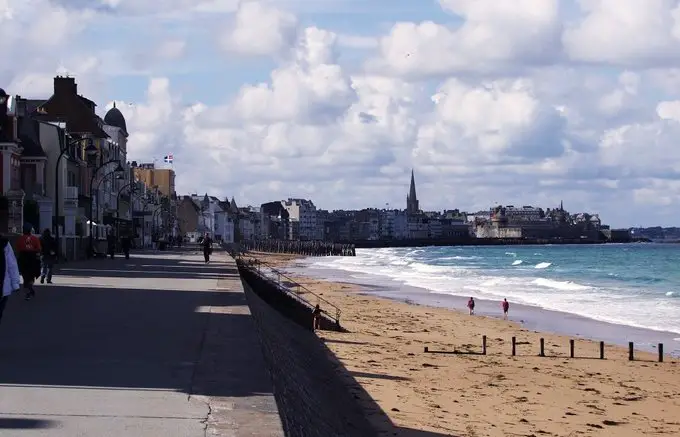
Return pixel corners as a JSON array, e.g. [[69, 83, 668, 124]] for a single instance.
[[54, 134, 94, 258], [88, 159, 124, 256], [116, 181, 136, 238]]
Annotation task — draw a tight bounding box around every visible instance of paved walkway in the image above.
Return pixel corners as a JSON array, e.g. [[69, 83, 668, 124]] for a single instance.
[[0, 248, 284, 436]]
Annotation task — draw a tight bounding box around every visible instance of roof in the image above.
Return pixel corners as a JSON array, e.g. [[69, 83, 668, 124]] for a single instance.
[[104, 103, 128, 136], [17, 117, 46, 158], [34, 86, 109, 138]]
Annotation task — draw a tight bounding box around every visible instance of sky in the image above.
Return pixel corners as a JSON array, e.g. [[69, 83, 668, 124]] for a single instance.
[[4, 0, 680, 227]]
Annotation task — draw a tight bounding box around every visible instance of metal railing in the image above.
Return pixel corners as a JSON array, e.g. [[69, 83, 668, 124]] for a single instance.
[[235, 254, 342, 326]]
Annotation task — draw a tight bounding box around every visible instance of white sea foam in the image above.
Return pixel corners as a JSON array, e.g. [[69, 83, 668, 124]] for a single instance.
[[512, 260, 523, 266], [667, 291, 676, 297], [505, 252, 517, 257], [303, 247, 680, 336], [533, 278, 591, 291]]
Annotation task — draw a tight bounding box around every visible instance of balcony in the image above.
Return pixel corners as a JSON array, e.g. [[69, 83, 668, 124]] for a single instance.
[[65, 186, 78, 199]]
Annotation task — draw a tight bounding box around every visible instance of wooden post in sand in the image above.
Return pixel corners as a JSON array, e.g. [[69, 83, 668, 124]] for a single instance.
[[599, 341, 605, 360], [424, 346, 429, 353], [482, 335, 487, 355], [569, 339, 575, 358], [628, 342, 634, 361], [539, 338, 545, 357], [511, 336, 516, 356], [658, 343, 664, 363]]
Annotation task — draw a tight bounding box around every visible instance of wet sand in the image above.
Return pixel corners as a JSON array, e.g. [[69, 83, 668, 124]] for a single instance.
[[247, 252, 680, 437]]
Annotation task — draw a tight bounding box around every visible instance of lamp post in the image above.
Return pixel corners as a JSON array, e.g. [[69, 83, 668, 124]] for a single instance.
[[89, 159, 124, 256], [116, 181, 136, 238], [152, 207, 162, 243], [54, 134, 94, 258]]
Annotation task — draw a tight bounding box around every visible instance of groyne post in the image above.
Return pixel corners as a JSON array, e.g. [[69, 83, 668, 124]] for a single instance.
[[569, 339, 575, 358], [539, 338, 545, 357], [599, 341, 605, 360], [658, 343, 663, 363], [482, 335, 487, 355], [628, 342, 634, 361], [511, 336, 516, 356], [424, 346, 429, 353]]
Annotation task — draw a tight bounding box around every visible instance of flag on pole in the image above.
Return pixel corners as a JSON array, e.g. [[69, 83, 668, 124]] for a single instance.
[[163, 154, 174, 164]]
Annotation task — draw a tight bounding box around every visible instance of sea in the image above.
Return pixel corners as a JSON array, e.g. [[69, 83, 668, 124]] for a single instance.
[[288, 243, 680, 357]]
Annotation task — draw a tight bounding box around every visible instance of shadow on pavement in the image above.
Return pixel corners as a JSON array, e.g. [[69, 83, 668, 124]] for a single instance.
[[0, 248, 272, 399], [0, 418, 58, 430]]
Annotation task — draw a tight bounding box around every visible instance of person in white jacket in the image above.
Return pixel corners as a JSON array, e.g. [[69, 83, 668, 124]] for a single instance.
[[1, 236, 21, 327]]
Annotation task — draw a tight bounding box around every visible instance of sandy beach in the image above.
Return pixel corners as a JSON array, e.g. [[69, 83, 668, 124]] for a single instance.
[[244, 251, 680, 436]]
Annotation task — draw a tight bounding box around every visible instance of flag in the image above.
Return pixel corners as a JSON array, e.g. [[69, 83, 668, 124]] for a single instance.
[[163, 154, 174, 164]]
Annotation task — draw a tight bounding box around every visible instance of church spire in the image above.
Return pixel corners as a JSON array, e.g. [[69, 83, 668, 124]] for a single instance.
[[406, 169, 419, 214]]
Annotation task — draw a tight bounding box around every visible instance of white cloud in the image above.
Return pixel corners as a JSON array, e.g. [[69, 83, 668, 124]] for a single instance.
[[372, 0, 562, 77], [218, 1, 298, 56], [563, 0, 680, 66]]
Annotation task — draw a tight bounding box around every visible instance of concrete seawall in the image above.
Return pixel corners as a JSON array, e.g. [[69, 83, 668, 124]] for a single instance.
[[241, 280, 377, 437]]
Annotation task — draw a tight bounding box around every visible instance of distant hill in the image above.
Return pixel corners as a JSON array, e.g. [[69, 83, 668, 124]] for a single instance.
[[629, 227, 680, 241]]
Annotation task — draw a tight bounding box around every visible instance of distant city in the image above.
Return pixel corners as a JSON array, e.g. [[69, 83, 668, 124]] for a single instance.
[[175, 170, 641, 247]]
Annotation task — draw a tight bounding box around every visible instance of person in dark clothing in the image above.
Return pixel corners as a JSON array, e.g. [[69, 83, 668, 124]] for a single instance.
[[39, 228, 57, 284], [202, 233, 213, 264], [106, 231, 116, 259], [121, 235, 131, 259], [312, 304, 322, 331]]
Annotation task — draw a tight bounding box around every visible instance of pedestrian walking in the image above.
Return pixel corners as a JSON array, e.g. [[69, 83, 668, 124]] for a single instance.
[[0, 234, 21, 328], [39, 228, 57, 284], [502, 298, 510, 320], [106, 230, 116, 259], [467, 297, 475, 315], [312, 304, 322, 331], [15, 223, 42, 301], [121, 235, 131, 259], [202, 232, 213, 264]]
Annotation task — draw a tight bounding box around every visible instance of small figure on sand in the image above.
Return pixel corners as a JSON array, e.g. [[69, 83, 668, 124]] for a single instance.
[[312, 304, 322, 331], [467, 297, 475, 315], [502, 298, 509, 320]]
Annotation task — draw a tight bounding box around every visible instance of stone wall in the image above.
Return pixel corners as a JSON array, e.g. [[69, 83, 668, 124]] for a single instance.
[[241, 279, 377, 437]]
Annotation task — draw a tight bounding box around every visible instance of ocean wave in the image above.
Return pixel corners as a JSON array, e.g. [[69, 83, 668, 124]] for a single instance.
[[505, 252, 517, 257], [512, 260, 523, 266], [535, 262, 552, 269], [533, 278, 591, 291]]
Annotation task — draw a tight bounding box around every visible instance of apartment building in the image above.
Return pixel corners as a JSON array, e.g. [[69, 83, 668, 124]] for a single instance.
[[281, 198, 320, 240], [133, 162, 176, 197]]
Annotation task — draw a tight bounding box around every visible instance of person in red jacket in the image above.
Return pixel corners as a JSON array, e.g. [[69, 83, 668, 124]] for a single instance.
[[15, 223, 42, 300], [502, 298, 510, 320]]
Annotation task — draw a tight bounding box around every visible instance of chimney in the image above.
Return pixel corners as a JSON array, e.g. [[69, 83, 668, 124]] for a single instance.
[[54, 76, 77, 95]]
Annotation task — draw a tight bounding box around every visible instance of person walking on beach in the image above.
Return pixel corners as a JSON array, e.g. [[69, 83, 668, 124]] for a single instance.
[[202, 232, 213, 264], [39, 228, 57, 284], [467, 297, 475, 315], [15, 223, 42, 301], [312, 304, 322, 331], [0, 234, 21, 328], [502, 298, 509, 320]]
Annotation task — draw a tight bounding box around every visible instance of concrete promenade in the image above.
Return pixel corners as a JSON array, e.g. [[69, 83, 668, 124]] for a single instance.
[[0, 248, 284, 436]]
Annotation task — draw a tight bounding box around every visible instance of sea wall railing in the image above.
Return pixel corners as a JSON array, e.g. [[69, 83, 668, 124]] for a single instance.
[[235, 254, 342, 328]]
